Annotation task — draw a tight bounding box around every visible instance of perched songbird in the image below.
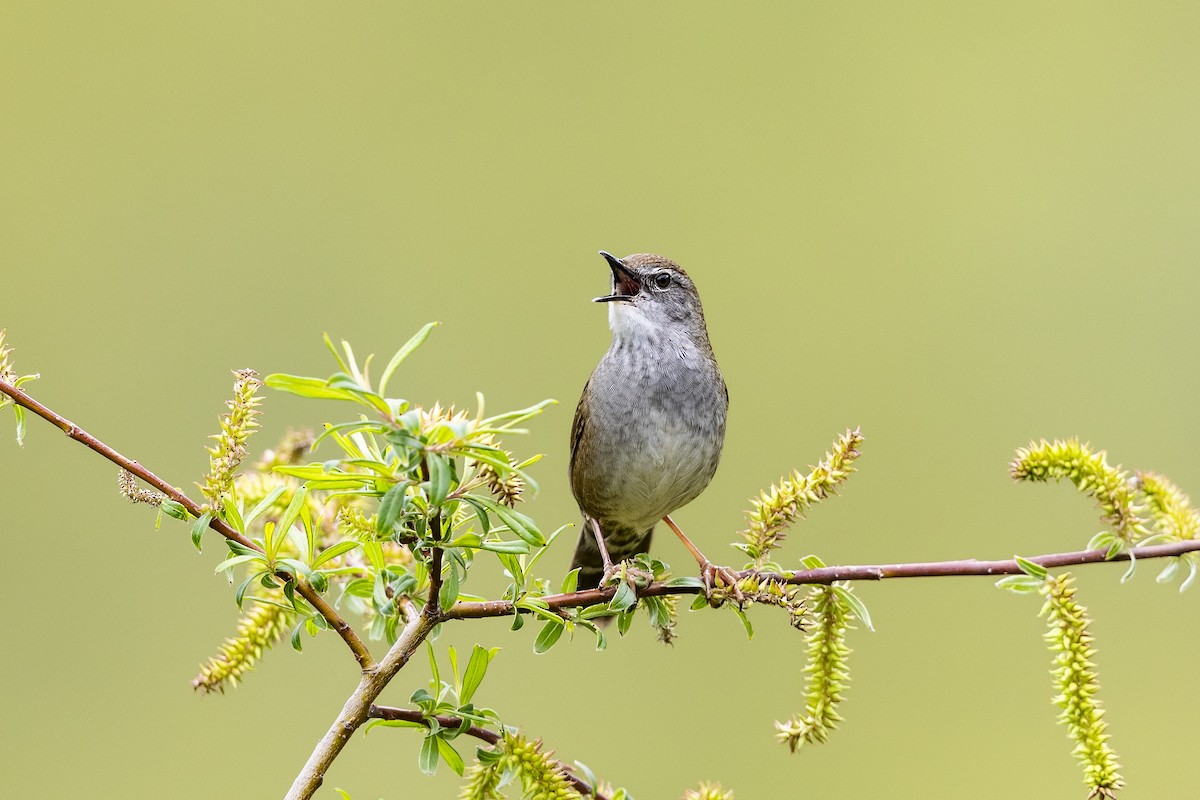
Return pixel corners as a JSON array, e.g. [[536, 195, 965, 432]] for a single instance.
[[569, 251, 730, 591]]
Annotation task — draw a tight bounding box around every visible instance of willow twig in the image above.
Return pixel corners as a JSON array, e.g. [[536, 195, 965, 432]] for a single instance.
[[444, 538, 1200, 620], [367, 705, 607, 799], [0, 378, 375, 671]]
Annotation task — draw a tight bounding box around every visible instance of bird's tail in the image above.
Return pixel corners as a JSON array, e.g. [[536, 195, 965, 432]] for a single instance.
[[569, 518, 654, 590]]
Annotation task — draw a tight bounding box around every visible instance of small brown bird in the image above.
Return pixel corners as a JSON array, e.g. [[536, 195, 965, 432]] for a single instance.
[[568, 251, 730, 591]]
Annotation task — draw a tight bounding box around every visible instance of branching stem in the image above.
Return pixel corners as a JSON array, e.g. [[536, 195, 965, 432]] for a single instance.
[[367, 705, 607, 799], [0, 378, 375, 671], [445, 538, 1200, 620], [286, 600, 437, 800]]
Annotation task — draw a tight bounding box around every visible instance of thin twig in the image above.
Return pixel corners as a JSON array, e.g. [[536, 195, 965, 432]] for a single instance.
[[444, 537, 1200, 620], [367, 705, 608, 799], [286, 603, 438, 800], [0, 378, 375, 671]]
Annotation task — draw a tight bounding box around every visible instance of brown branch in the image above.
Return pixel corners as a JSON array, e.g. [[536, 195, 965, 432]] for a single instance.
[[0, 378, 375, 672], [287, 601, 437, 799], [422, 455, 446, 620], [367, 705, 607, 799], [444, 537, 1200, 620]]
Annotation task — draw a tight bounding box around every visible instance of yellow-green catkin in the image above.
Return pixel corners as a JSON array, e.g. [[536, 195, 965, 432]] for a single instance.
[[192, 598, 291, 693], [458, 758, 504, 800], [739, 428, 863, 566], [1136, 471, 1200, 541], [0, 328, 16, 387], [775, 585, 852, 751], [1041, 573, 1123, 798], [1011, 439, 1148, 543], [504, 733, 582, 800], [201, 369, 263, 511], [683, 782, 734, 800]]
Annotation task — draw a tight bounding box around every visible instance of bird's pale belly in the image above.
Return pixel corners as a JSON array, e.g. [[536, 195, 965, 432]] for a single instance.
[[575, 406, 723, 531]]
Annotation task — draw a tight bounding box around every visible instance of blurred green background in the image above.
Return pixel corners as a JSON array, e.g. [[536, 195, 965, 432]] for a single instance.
[[3, 3, 1199, 798]]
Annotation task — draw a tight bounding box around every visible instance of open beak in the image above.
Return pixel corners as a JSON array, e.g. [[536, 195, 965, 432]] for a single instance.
[[593, 251, 639, 303]]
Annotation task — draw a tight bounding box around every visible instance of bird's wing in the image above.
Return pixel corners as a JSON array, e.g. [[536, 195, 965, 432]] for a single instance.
[[569, 380, 588, 469]]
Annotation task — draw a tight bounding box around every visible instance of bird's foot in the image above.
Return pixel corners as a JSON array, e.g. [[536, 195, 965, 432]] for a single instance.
[[700, 562, 745, 608], [601, 560, 655, 590]]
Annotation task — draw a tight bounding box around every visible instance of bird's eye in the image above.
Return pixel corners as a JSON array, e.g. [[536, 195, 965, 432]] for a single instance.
[[652, 272, 672, 290]]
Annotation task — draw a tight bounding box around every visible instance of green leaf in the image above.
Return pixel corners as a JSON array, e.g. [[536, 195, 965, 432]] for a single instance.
[[364, 718, 425, 733], [13, 405, 26, 446], [213, 553, 266, 574], [469, 495, 545, 546], [995, 574, 1045, 594], [418, 732, 439, 775], [608, 580, 636, 613], [378, 322, 438, 399], [160, 499, 189, 521], [435, 736, 465, 776], [730, 605, 754, 639], [376, 482, 408, 535], [221, 500, 246, 535], [439, 560, 461, 612], [191, 511, 213, 552], [460, 645, 498, 705], [290, 618, 306, 651], [477, 539, 530, 554], [271, 485, 309, 560], [560, 568, 580, 594], [1014, 556, 1048, 580], [313, 540, 360, 569], [533, 618, 565, 653], [1156, 558, 1181, 584], [264, 373, 358, 402], [832, 584, 874, 632], [244, 485, 287, 526], [426, 454, 451, 508], [662, 576, 704, 589], [799, 554, 827, 569]]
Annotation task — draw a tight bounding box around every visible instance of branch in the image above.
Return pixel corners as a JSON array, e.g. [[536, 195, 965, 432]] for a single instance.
[[287, 599, 438, 800], [0, 378, 375, 671], [367, 705, 608, 800], [445, 537, 1200, 620]]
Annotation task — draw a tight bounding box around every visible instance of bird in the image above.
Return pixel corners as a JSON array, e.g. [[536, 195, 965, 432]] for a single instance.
[[568, 251, 731, 594]]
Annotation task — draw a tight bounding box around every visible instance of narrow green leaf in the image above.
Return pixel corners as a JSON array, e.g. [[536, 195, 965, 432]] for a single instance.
[[160, 499, 189, 521], [13, 405, 26, 447], [378, 322, 438, 399], [213, 553, 265, 574], [376, 482, 408, 535], [662, 576, 704, 589], [560, 568, 580, 595], [460, 645, 498, 705], [608, 580, 636, 612], [533, 618, 565, 653], [730, 605, 754, 639], [264, 373, 357, 402], [245, 485, 287, 526], [313, 540, 360, 569], [426, 454, 451, 508], [418, 732, 439, 775], [832, 584, 874, 632], [439, 560, 460, 612], [435, 736, 465, 776], [221, 500, 246, 535], [191, 511, 213, 552], [272, 485, 309, 560], [995, 574, 1045, 594], [1014, 556, 1048, 580]]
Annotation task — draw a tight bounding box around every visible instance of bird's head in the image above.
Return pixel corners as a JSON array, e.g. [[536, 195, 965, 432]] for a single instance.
[[593, 251, 708, 341]]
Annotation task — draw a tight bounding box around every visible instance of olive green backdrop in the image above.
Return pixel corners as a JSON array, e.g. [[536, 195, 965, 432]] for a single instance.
[[3, 3, 1199, 798]]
